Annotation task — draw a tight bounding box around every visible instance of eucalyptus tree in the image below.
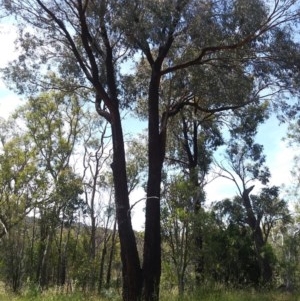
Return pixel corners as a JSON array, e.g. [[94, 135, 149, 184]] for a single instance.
[[0, 117, 40, 291], [271, 219, 300, 290], [204, 212, 261, 285], [161, 175, 201, 295], [2, 1, 300, 300], [214, 187, 290, 284], [81, 112, 111, 259], [15, 91, 84, 288], [164, 109, 223, 285], [0, 117, 38, 238], [160, 114, 220, 291], [214, 101, 292, 283], [81, 112, 119, 291]]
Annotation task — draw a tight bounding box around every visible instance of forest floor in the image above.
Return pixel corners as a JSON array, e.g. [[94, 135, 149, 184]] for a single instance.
[[0, 289, 299, 301]]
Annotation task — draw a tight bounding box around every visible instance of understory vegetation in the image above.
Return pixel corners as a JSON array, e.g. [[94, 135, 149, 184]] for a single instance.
[[0, 286, 299, 301]]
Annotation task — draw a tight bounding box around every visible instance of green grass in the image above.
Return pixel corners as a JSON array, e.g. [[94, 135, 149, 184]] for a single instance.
[[160, 288, 300, 301], [0, 292, 107, 301], [0, 288, 299, 301], [158, 285, 300, 301]]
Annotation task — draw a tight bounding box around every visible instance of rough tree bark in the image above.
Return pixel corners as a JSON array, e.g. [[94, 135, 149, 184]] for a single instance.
[[142, 66, 165, 301], [110, 109, 142, 300]]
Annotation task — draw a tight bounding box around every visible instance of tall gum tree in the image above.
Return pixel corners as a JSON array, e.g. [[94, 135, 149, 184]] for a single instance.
[[16, 91, 84, 288], [1, 1, 300, 300], [214, 102, 287, 283], [0, 118, 38, 239]]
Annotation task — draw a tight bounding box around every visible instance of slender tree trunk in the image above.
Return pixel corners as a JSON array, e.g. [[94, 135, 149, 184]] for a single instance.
[[90, 156, 99, 261], [85, 152, 99, 290], [143, 69, 164, 301], [90, 208, 96, 259], [110, 111, 142, 301], [191, 172, 204, 285], [193, 187, 205, 285], [98, 243, 107, 293], [30, 209, 37, 273], [182, 118, 204, 285], [90, 209, 96, 290], [106, 219, 117, 288], [57, 220, 64, 286], [37, 216, 50, 289], [178, 272, 185, 297]]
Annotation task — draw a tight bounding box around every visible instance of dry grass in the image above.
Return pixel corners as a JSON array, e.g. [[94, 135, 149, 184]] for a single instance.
[[0, 285, 299, 301]]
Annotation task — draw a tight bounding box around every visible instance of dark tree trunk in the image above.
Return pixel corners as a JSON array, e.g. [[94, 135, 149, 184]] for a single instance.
[[194, 200, 204, 285], [261, 256, 273, 284], [57, 220, 65, 286], [58, 254, 67, 287], [142, 69, 164, 301], [98, 244, 107, 293], [242, 186, 272, 284], [253, 227, 273, 284], [30, 209, 37, 273], [90, 154, 100, 262], [90, 206, 96, 259], [36, 216, 50, 289], [106, 219, 117, 288], [189, 170, 204, 285], [193, 184, 204, 285], [182, 118, 204, 285], [178, 272, 185, 297], [143, 177, 162, 301], [94, 24, 143, 298], [110, 111, 142, 301]]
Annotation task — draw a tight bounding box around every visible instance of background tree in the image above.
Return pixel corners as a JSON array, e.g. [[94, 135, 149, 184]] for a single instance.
[[285, 120, 300, 198], [214, 102, 291, 284], [203, 211, 261, 286], [0, 118, 39, 292], [271, 217, 300, 291], [0, 119, 37, 238], [80, 110, 113, 290], [161, 176, 193, 296], [165, 109, 223, 285], [213, 187, 290, 285], [16, 91, 83, 288]]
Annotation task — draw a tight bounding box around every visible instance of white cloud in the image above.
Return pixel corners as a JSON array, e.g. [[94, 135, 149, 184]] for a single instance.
[[129, 187, 146, 231], [0, 89, 22, 119], [267, 139, 295, 187], [0, 23, 21, 118], [0, 23, 18, 68]]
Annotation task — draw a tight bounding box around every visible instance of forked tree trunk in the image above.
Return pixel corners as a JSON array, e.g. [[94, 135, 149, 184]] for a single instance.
[[242, 186, 272, 284], [182, 118, 205, 285]]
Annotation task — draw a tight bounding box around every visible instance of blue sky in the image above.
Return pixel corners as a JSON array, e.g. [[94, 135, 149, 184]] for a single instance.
[[0, 22, 297, 230], [0, 23, 20, 118]]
